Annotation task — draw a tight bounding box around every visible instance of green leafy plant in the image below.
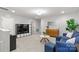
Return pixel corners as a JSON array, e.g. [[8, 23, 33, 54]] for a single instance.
[[43, 32, 47, 35], [66, 18, 78, 32]]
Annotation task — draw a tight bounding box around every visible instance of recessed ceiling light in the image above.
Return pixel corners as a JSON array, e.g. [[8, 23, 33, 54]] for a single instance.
[[61, 11, 65, 14], [33, 9, 46, 15], [12, 10, 15, 13]]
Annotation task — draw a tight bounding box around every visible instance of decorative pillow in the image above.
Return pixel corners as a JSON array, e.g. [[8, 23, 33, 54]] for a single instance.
[[66, 37, 76, 44], [66, 32, 73, 38]]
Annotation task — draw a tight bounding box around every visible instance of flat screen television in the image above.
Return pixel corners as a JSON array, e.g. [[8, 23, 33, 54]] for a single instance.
[[16, 24, 29, 34]]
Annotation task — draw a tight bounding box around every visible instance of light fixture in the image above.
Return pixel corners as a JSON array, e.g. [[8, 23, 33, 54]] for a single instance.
[[33, 9, 46, 15], [12, 10, 15, 13], [61, 11, 65, 14]]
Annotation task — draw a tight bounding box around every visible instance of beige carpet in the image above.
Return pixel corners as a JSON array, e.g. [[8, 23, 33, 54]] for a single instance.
[[12, 34, 56, 52]]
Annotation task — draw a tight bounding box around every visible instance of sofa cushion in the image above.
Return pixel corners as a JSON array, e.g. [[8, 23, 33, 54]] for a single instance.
[[72, 31, 79, 37], [75, 36, 79, 44], [56, 41, 67, 47], [60, 36, 68, 42]]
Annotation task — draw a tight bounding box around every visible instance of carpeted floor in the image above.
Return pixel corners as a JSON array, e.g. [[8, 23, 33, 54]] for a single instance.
[[12, 34, 56, 52]]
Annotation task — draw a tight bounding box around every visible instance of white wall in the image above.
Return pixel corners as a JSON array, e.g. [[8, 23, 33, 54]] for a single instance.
[[13, 16, 34, 35], [1, 10, 79, 36], [0, 12, 15, 35], [0, 11, 35, 35], [41, 12, 79, 35], [34, 19, 41, 34], [54, 12, 79, 35], [41, 17, 57, 34], [41, 19, 48, 34]]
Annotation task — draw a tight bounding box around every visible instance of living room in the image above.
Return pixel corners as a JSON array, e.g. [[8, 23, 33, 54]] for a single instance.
[[0, 7, 79, 52]]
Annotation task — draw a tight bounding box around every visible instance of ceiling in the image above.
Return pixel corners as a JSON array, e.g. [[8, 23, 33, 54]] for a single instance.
[[7, 7, 79, 19]]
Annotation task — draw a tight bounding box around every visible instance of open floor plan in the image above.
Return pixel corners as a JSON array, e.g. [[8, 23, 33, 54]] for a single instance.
[[0, 7, 79, 52]]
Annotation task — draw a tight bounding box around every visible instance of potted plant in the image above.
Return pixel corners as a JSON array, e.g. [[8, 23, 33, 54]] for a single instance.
[[43, 31, 47, 35], [66, 18, 78, 32]]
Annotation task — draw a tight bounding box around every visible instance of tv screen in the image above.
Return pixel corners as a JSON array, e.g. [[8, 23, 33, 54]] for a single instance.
[[16, 24, 29, 34]]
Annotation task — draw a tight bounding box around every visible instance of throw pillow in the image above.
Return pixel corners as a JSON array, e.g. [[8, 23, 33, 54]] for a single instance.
[[66, 37, 76, 44], [66, 32, 73, 38]]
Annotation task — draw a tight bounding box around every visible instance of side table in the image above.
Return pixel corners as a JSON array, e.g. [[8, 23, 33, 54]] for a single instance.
[[40, 35, 50, 43]]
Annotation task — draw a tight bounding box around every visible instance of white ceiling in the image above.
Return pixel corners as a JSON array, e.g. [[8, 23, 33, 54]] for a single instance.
[[7, 7, 79, 19]]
